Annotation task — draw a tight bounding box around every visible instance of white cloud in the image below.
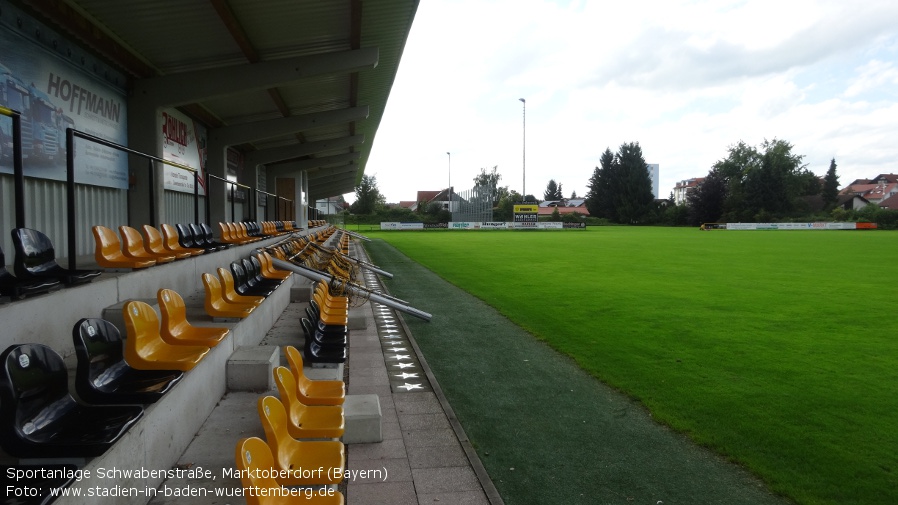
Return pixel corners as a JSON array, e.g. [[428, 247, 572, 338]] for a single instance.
[[360, 0, 898, 204]]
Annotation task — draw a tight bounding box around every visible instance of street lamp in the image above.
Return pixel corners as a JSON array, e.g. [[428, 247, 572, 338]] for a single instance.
[[519, 98, 526, 202], [446, 151, 451, 216]]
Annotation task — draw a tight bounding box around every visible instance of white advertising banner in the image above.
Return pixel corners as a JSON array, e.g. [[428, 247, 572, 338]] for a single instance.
[[479, 222, 509, 230], [161, 108, 207, 195], [726, 222, 859, 231], [538, 222, 563, 229]]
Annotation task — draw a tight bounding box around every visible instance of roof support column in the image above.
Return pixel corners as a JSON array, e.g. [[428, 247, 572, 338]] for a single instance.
[[126, 100, 166, 227]]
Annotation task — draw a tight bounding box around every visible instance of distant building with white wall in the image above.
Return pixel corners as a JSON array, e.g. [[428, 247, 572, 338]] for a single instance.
[[673, 177, 705, 205], [646, 164, 660, 198]]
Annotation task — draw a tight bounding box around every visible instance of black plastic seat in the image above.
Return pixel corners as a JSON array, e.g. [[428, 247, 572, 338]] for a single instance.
[[307, 300, 349, 335], [175, 223, 199, 249], [11, 228, 101, 286], [0, 343, 143, 458], [200, 223, 231, 250], [301, 317, 347, 347], [0, 245, 62, 301], [244, 257, 283, 290], [0, 463, 78, 504], [299, 319, 346, 364], [230, 262, 275, 298], [191, 223, 228, 251], [72, 318, 183, 405]]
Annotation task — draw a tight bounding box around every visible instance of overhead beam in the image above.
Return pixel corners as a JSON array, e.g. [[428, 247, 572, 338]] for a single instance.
[[244, 135, 365, 167], [132, 48, 379, 107], [309, 181, 358, 199], [269, 152, 361, 174], [307, 162, 359, 180], [309, 172, 359, 192], [309, 182, 358, 201], [208, 107, 369, 146]]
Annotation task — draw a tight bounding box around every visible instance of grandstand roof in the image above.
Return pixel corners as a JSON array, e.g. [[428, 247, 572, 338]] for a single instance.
[[21, 0, 419, 200]]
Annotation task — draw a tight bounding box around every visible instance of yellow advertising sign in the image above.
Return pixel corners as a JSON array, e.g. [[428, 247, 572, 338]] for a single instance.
[[513, 205, 538, 213]]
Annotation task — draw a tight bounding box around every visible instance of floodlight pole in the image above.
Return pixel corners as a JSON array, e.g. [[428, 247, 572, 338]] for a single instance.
[[447, 151, 451, 217], [519, 98, 526, 201]]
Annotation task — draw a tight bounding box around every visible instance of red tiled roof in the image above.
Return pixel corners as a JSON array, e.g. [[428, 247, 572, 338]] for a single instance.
[[878, 193, 898, 209], [537, 206, 590, 216], [415, 190, 441, 203]]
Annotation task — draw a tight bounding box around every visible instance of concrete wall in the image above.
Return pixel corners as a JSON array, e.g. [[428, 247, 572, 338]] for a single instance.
[[0, 228, 319, 504]]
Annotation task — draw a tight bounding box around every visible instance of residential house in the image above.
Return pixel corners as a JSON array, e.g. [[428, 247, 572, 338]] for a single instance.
[[413, 188, 465, 212], [537, 198, 590, 217], [673, 177, 705, 205]]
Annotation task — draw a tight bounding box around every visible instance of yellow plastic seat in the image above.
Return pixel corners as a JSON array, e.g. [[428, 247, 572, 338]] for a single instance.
[[119, 226, 175, 264], [314, 285, 349, 310], [157, 288, 229, 346], [236, 222, 258, 243], [92, 225, 155, 269], [285, 346, 345, 406], [122, 301, 210, 371], [202, 273, 255, 319], [217, 222, 243, 244], [258, 252, 292, 280], [257, 395, 345, 486], [217, 267, 264, 307], [142, 225, 190, 260], [313, 295, 348, 318], [160, 223, 204, 257], [235, 437, 344, 505], [273, 366, 344, 439]]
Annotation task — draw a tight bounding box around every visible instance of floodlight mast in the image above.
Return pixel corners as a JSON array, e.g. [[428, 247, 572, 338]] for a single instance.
[[519, 98, 526, 201], [447, 151, 451, 217]]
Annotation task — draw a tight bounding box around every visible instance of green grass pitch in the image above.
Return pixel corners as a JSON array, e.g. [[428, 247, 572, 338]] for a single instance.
[[365, 226, 898, 505]]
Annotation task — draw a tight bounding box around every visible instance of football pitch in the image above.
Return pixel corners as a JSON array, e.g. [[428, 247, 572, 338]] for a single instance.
[[363, 226, 898, 505]]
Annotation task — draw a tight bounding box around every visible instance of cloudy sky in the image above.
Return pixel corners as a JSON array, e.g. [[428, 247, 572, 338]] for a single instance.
[[357, 0, 898, 203]]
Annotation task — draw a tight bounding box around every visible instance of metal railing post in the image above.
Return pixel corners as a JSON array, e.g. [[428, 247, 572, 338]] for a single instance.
[[11, 111, 25, 230], [230, 183, 235, 222], [204, 172, 211, 224], [194, 172, 200, 224], [66, 128, 77, 271], [147, 158, 156, 227]]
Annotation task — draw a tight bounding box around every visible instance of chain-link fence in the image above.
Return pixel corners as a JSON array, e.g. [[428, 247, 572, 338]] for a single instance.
[[451, 184, 495, 222]]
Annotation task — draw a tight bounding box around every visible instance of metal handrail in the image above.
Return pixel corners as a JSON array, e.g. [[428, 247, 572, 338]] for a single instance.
[[65, 128, 201, 270]]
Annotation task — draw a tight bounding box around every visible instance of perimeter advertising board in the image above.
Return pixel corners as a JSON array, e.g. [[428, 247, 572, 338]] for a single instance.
[[160, 108, 207, 195], [0, 23, 128, 188], [725, 222, 867, 231]]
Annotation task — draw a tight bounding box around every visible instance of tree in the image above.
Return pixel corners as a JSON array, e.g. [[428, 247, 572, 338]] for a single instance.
[[350, 174, 385, 214], [822, 158, 840, 209], [586, 143, 654, 223], [713, 138, 809, 220], [494, 189, 522, 221], [550, 207, 561, 221], [585, 148, 616, 219], [544, 179, 563, 201], [473, 166, 503, 203], [687, 168, 728, 225], [614, 142, 655, 223], [570, 190, 578, 199]]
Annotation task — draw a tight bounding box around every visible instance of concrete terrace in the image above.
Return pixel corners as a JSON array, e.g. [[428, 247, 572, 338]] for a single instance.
[[141, 238, 500, 505]]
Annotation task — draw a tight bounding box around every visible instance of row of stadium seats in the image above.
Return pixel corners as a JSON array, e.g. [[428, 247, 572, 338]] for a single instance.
[[236, 345, 346, 503]]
